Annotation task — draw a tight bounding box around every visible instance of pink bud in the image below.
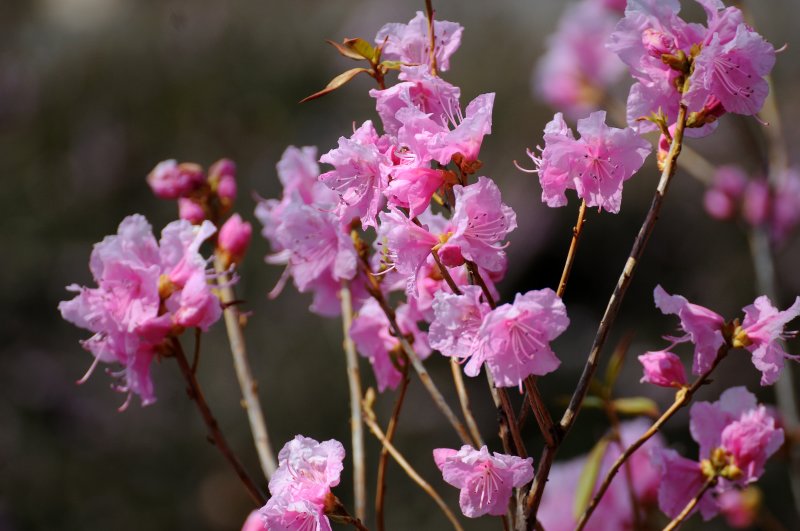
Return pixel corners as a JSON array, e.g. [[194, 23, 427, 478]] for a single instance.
[[217, 173, 237, 201], [146, 160, 205, 199], [218, 214, 252, 260], [178, 198, 206, 224], [638, 350, 687, 388], [438, 242, 465, 268], [743, 180, 771, 226], [642, 29, 676, 58], [704, 188, 736, 220], [210, 158, 237, 201]]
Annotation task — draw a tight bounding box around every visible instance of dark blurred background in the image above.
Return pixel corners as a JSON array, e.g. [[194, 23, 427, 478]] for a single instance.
[[3, 1, 800, 529]]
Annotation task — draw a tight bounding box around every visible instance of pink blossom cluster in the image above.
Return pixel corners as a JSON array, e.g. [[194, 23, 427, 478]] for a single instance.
[[259, 435, 346, 531], [256, 12, 571, 392], [640, 286, 800, 386], [609, 0, 776, 136], [539, 420, 664, 530], [59, 215, 221, 407], [533, 0, 626, 117], [655, 387, 784, 521], [704, 165, 800, 245]]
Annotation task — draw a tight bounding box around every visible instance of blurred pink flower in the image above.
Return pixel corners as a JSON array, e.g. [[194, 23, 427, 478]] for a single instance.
[[638, 350, 687, 388], [375, 11, 463, 72], [146, 159, 205, 199], [740, 295, 800, 385]]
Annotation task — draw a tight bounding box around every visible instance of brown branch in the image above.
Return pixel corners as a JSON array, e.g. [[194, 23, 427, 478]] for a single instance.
[[376, 364, 410, 531], [662, 475, 717, 531], [524, 104, 690, 527], [171, 337, 266, 505], [424, 0, 438, 75]]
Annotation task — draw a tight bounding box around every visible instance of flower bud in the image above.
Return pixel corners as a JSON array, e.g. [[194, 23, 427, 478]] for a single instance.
[[210, 158, 237, 201], [743, 180, 771, 227], [642, 28, 676, 58], [638, 350, 687, 388], [146, 160, 205, 199], [437, 242, 465, 268], [218, 214, 252, 266], [178, 197, 206, 224]]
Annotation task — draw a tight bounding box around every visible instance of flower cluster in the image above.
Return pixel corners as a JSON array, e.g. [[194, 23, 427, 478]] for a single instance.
[[59, 215, 221, 407], [654, 387, 784, 521], [610, 0, 776, 136]]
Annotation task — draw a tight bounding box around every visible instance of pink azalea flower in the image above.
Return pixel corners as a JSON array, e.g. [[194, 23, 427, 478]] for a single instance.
[[260, 497, 331, 531], [717, 488, 760, 528], [426, 93, 495, 165], [433, 445, 533, 518], [146, 159, 205, 199], [241, 510, 267, 531], [349, 299, 430, 392], [740, 295, 800, 385], [376, 207, 439, 283], [658, 387, 783, 521], [268, 435, 346, 504], [375, 11, 463, 72], [529, 111, 651, 213], [638, 350, 687, 388], [370, 65, 461, 136], [59, 215, 220, 407], [465, 289, 568, 388], [319, 121, 389, 229], [429, 286, 491, 360], [653, 285, 726, 375], [540, 419, 664, 530], [446, 176, 516, 273], [384, 166, 445, 218], [533, 0, 625, 117]]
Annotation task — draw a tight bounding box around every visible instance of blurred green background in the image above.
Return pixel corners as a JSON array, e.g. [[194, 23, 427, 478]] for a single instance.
[[3, 0, 800, 529]]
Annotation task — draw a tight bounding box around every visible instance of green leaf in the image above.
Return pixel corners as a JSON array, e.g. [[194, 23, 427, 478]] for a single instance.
[[604, 331, 634, 390], [574, 436, 610, 519], [343, 38, 376, 62], [612, 397, 660, 418], [299, 68, 370, 103], [326, 40, 367, 61], [580, 395, 605, 410]]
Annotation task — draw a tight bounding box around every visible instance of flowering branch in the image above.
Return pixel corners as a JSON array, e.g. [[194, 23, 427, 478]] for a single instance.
[[557, 199, 587, 297], [524, 103, 690, 527], [340, 280, 367, 522], [575, 343, 731, 530], [362, 389, 465, 531], [213, 255, 278, 479], [171, 337, 266, 505], [662, 476, 718, 531]]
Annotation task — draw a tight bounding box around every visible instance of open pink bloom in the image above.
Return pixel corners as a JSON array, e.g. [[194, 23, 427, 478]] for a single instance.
[[59, 215, 220, 407], [653, 285, 725, 375], [533, 0, 625, 117], [146, 159, 205, 199], [375, 11, 463, 72], [529, 111, 651, 213], [319, 121, 389, 229], [542, 419, 664, 530], [429, 286, 491, 359], [269, 435, 345, 504], [658, 387, 783, 520], [740, 295, 800, 385], [370, 65, 461, 136], [445, 177, 516, 273], [349, 299, 430, 392], [465, 289, 568, 388], [433, 445, 533, 518], [377, 208, 439, 285], [260, 497, 331, 531], [639, 350, 687, 388], [384, 166, 445, 219]]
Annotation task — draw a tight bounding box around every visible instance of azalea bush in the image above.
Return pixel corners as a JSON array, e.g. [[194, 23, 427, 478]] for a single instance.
[[50, 0, 800, 530]]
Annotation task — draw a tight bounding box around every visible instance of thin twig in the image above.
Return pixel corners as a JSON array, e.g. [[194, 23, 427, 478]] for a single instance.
[[213, 256, 277, 479], [575, 344, 729, 530], [376, 363, 410, 531], [424, 0, 438, 76], [191, 327, 202, 374], [662, 475, 717, 531], [466, 261, 496, 308], [451, 358, 484, 447], [557, 199, 587, 298], [363, 393, 465, 531], [524, 104, 690, 527], [522, 378, 556, 449], [341, 281, 367, 522], [171, 337, 266, 505]]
